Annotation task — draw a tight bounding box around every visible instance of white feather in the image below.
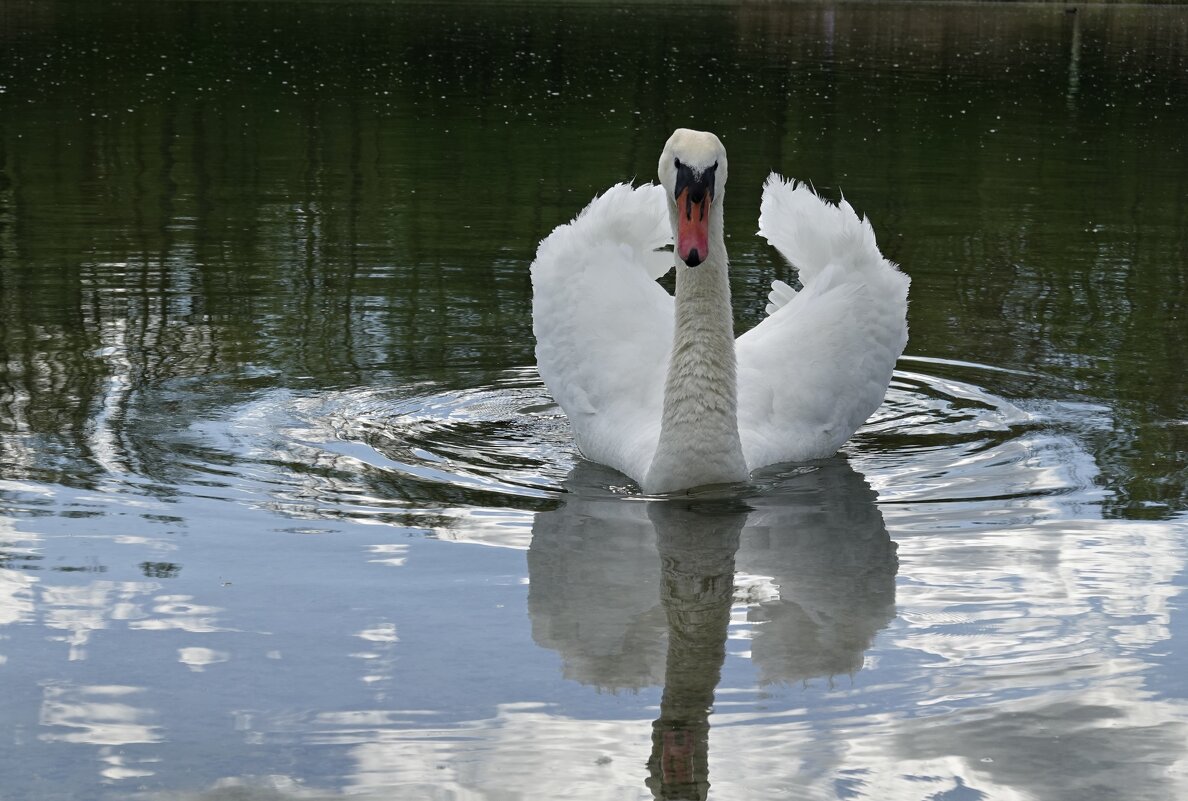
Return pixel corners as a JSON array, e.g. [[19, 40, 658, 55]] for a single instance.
[[531, 183, 674, 483], [532, 136, 909, 493], [739, 177, 909, 469], [765, 279, 798, 316]]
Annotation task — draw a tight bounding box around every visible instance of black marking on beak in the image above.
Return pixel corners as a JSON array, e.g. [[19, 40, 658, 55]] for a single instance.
[[674, 158, 717, 205], [674, 159, 718, 220]]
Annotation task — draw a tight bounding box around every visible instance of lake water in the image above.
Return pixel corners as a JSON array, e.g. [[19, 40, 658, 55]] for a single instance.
[[1, 1, 1186, 799]]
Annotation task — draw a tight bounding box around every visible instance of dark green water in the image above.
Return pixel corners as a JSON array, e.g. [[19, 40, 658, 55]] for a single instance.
[[1, 2, 1186, 799]]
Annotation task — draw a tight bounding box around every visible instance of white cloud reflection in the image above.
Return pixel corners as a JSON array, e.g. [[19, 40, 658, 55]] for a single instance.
[[42, 581, 159, 661], [178, 647, 229, 672], [39, 683, 161, 746]]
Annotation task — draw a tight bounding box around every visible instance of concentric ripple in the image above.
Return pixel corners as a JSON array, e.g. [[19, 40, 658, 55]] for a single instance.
[[155, 355, 1114, 543]]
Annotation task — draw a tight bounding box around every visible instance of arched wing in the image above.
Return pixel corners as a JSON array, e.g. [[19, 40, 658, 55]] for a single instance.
[[531, 183, 675, 484], [737, 176, 910, 470]]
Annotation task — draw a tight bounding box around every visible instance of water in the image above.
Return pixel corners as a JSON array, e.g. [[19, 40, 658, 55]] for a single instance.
[[1, 1, 1186, 798]]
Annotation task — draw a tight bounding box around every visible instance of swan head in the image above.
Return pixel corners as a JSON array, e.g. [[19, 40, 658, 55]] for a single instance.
[[658, 129, 728, 268]]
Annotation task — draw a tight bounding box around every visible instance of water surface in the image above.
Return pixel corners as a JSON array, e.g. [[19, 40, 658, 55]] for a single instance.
[[1, 2, 1186, 799]]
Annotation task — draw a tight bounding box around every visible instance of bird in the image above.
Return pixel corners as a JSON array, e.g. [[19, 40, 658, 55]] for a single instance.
[[531, 128, 909, 494]]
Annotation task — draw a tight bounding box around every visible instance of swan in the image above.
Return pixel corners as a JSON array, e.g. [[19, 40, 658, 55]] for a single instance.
[[531, 128, 909, 494]]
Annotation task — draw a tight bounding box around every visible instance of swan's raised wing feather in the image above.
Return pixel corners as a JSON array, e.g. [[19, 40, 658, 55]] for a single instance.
[[765, 278, 798, 316], [531, 183, 674, 483], [737, 175, 910, 470]]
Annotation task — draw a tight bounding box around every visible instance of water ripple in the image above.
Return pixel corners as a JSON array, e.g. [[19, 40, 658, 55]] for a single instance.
[[128, 356, 1111, 539]]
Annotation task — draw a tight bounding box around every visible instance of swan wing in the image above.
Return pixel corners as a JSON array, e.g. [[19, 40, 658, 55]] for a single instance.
[[531, 182, 675, 484], [737, 175, 910, 470]]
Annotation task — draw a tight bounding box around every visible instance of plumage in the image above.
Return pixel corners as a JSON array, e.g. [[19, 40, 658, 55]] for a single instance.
[[531, 129, 909, 494]]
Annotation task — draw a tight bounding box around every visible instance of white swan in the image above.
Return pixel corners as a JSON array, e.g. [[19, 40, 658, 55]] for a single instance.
[[531, 129, 909, 494]]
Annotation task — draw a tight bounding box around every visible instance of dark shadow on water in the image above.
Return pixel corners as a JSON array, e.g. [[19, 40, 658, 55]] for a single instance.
[[527, 457, 897, 799]]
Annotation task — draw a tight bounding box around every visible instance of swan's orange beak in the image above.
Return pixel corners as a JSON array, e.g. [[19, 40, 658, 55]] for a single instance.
[[675, 187, 711, 267]]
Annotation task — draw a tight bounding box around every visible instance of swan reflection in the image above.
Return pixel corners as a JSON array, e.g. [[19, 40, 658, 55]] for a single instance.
[[528, 458, 897, 799]]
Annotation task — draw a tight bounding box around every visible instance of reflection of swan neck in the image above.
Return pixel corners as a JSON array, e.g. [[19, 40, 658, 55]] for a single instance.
[[647, 504, 742, 801], [645, 212, 748, 494]]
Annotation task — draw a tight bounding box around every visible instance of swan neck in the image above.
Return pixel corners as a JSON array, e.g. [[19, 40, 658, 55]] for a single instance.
[[644, 222, 748, 493]]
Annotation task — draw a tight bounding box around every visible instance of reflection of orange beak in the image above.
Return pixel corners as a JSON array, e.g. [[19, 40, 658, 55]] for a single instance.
[[675, 187, 711, 267]]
